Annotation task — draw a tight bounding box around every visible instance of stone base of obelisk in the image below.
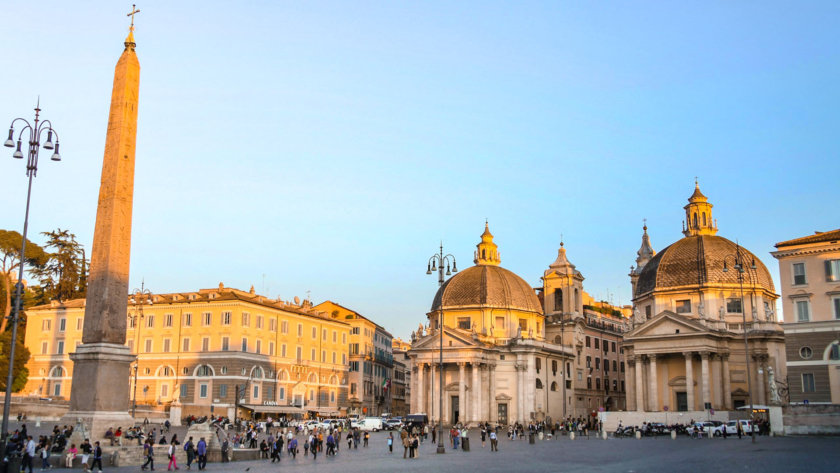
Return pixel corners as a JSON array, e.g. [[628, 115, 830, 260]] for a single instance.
[[62, 342, 136, 443]]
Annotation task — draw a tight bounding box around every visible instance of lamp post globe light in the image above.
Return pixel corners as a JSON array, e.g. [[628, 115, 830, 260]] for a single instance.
[[129, 282, 153, 418], [1, 102, 62, 449], [426, 243, 457, 454], [722, 243, 758, 444]]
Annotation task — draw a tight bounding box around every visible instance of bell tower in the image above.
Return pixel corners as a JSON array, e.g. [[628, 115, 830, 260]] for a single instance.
[[474, 221, 501, 266], [683, 180, 718, 236]]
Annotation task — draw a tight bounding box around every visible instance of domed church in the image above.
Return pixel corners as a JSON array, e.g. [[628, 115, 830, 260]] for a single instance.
[[624, 183, 786, 413], [408, 224, 574, 426]]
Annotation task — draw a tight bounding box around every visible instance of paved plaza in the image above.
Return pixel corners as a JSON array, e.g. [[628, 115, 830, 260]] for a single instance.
[[9, 422, 838, 473]]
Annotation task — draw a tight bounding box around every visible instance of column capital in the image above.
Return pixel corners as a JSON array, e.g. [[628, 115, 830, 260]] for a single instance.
[[699, 351, 711, 360], [634, 354, 644, 363], [458, 361, 467, 368], [721, 353, 730, 362], [648, 354, 657, 362], [682, 351, 694, 359]]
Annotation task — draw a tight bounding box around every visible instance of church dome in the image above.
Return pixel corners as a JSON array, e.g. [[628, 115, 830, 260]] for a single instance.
[[430, 223, 542, 314], [431, 264, 543, 314], [634, 234, 775, 297]]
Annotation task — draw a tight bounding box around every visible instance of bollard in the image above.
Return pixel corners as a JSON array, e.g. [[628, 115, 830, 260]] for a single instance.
[[635, 430, 641, 440], [601, 430, 607, 440], [36, 417, 42, 428], [529, 433, 535, 444], [570, 432, 575, 441], [538, 431, 544, 441], [671, 430, 677, 440]]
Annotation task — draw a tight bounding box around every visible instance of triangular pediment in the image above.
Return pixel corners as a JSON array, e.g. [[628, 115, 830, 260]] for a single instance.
[[410, 327, 482, 350], [626, 310, 709, 338]]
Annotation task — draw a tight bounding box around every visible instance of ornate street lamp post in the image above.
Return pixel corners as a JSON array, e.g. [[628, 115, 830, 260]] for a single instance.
[[129, 283, 152, 417], [1, 102, 62, 448], [723, 243, 758, 444], [426, 243, 457, 454]]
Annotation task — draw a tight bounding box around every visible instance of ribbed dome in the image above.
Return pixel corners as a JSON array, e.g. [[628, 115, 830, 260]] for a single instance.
[[635, 235, 775, 297], [431, 264, 542, 314]]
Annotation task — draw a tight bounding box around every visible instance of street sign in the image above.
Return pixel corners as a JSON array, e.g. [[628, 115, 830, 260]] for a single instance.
[[710, 409, 715, 415], [803, 399, 810, 405], [663, 406, 669, 411]]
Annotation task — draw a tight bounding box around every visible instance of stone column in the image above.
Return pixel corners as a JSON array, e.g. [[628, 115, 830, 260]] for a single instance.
[[527, 355, 537, 421], [429, 362, 436, 421], [417, 363, 425, 418], [627, 359, 636, 411], [722, 355, 732, 410], [700, 352, 711, 409], [648, 355, 658, 411], [515, 362, 524, 423], [458, 362, 467, 425], [634, 355, 645, 412], [755, 356, 766, 406], [472, 362, 480, 424], [488, 363, 496, 423], [684, 352, 695, 411], [64, 28, 142, 435], [410, 364, 417, 414]]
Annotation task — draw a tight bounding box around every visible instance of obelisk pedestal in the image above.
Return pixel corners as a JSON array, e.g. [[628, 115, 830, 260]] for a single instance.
[[63, 23, 141, 440]]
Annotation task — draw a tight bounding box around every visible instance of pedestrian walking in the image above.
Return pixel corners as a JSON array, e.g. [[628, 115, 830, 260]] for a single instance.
[[22, 436, 35, 473], [91, 442, 103, 472], [184, 437, 195, 470], [167, 440, 179, 471], [196, 438, 207, 470], [141, 440, 154, 471], [288, 437, 298, 459], [490, 430, 498, 452], [387, 432, 393, 453]]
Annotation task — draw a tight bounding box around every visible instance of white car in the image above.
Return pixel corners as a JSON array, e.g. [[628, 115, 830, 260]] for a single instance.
[[722, 420, 754, 435], [357, 417, 383, 432]]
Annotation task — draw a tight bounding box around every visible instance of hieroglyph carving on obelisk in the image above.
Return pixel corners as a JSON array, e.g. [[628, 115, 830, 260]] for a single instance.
[[64, 9, 141, 434]]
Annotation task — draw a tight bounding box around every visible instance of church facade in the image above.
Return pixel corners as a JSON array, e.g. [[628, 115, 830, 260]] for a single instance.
[[623, 184, 787, 413], [408, 225, 574, 426]]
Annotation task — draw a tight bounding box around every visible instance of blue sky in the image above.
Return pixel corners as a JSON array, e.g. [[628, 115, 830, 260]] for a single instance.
[[1, 1, 837, 339]]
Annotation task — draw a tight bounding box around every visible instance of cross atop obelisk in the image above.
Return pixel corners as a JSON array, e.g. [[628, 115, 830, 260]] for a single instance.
[[127, 4, 140, 28]]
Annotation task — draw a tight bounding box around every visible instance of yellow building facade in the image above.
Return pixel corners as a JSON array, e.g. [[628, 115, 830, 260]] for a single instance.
[[24, 284, 351, 420]]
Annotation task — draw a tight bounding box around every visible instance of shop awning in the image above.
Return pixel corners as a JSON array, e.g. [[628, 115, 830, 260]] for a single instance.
[[241, 404, 305, 414]]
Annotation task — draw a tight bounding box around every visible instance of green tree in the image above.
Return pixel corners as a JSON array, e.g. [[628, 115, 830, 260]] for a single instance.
[[0, 229, 49, 333], [32, 229, 87, 302], [0, 327, 31, 392]]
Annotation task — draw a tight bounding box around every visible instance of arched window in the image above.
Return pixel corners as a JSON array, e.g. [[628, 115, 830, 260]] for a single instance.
[[278, 370, 288, 381], [329, 375, 338, 385], [196, 365, 213, 377], [308, 372, 317, 383], [536, 379, 543, 389], [554, 289, 563, 312], [157, 366, 173, 377], [693, 213, 698, 227], [50, 366, 64, 378], [828, 342, 840, 361], [574, 289, 580, 311], [550, 381, 558, 392], [702, 212, 707, 226], [251, 366, 263, 379], [554, 335, 561, 344]]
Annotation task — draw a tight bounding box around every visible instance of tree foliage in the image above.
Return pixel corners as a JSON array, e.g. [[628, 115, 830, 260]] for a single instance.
[[0, 327, 31, 393], [0, 229, 49, 333], [31, 229, 88, 303]]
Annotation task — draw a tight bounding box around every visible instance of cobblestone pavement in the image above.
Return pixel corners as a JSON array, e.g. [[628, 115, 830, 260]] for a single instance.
[[7, 425, 839, 473]]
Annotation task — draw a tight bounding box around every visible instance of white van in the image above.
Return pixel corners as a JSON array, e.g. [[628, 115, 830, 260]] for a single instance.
[[358, 417, 383, 432]]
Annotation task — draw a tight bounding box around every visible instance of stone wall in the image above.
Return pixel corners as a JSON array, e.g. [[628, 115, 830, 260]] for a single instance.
[[598, 410, 732, 431], [782, 404, 840, 435]]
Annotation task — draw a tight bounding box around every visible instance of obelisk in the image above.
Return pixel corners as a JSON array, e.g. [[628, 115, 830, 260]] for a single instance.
[[63, 11, 141, 437]]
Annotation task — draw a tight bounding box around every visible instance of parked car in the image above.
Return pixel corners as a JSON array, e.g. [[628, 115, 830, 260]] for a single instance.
[[691, 421, 723, 436], [722, 420, 754, 435], [384, 419, 402, 430], [358, 417, 384, 432]]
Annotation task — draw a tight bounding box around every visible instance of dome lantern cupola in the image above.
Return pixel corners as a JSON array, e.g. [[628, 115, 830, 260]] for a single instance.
[[474, 221, 501, 266], [683, 180, 718, 237]]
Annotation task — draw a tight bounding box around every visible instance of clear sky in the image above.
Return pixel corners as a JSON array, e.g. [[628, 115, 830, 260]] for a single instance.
[[1, 1, 837, 340]]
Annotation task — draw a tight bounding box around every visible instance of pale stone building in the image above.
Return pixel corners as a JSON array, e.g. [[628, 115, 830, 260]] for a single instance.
[[408, 224, 574, 426], [771, 229, 840, 404], [624, 183, 786, 413]]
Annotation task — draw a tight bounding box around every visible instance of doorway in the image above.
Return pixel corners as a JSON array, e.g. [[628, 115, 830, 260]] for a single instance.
[[676, 392, 688, 411], [451, 395, 459, 424], [497, 403, 508, 425]]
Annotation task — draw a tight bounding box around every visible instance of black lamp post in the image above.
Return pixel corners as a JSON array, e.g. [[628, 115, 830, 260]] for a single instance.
[[426, 243, 457, 454], [1, 102, 62, 448], [722, 243, 758, 444], [128, 283, 152, 417]]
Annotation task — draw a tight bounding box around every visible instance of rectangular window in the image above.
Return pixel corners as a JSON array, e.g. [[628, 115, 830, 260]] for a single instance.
[[350, 343, 359, 355], [269, 318, 276, 332], [199, 383, 209, 398], [281, 320, 288, 334], [241, 338, 248, 352], [221, 336, 229, 351], [311, 348, 316, 361], [202, 337, 210, 351], [604, 359, 609, 372], [164, 314, 173, 327], [342, 353, 347, 365], [675, 300, 691, 314], [202, 312, 211, 326], [182, 338, 191, 352], [595, 358, 600, 370], [59, 318, 66, 332], [219, 384, 228, 398], [163, 338, 171, 352], [796, 300, 810, 322], [127, 339, 134, 352], [645, 305, 652, 318], [242, 312, 250, 327], [596, 378, 601, 390], [726, 298, 743, 313], [458, 317, 471, 330], [594, 338, 600, 349], [257, 315, 263, 329], [183, 313, 192, 327], [281, 344, 287, 357], [322, 328, 327, 340], [255, 339, 261, 354], [802, 373, 815, 392], [611, 342, 616, 352], [321, 350, 326, 362], [253, 385, 259, 399], [620, 361, 625, 373], [222, 311, 231, 325], [296, 346, 302, 360], [269, 342, 275, 356], [793, 262, 807, 285], [586, 356, 591, 368], [279, 387, 285, 400], [350, 383, 357, 395], [146, 315, 154, 328], [42, 319, 51, 331], [587, 377, 592, 389], [41, 342, 48, 354], [342, 333, 347, 344], [76, 318, 82, 331], [180, 383, 188, 398], [57, 340, 64, 355], [297, 324, 303, 337], [312, 326, 317, 339], [833, 297, 840, 320], [585, 336, 591, 348], [351, 327, 360, 335], [518, 319, 528, 332], [145, 338, 153, 352], [826, 260, 840, 282], [332, 331, 337, 343]]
